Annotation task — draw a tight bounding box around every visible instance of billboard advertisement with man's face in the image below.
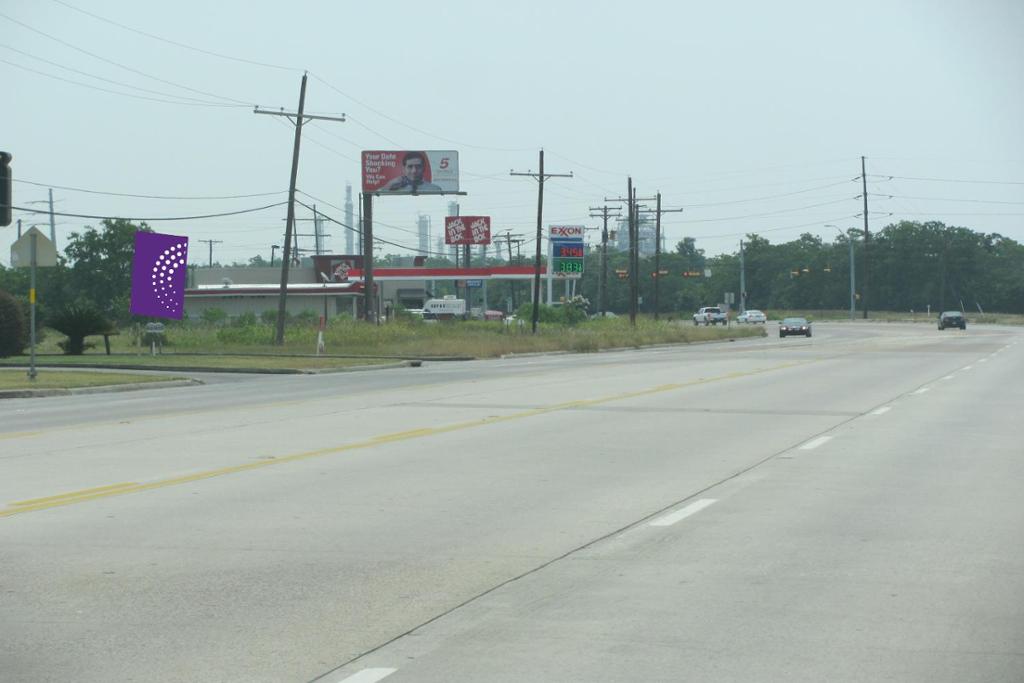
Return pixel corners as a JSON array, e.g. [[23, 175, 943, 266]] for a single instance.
[[444, 216, 491, 245], [362, 151, 459, 195]]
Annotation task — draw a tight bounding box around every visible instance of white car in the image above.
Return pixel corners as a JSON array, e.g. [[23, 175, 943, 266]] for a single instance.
[[737, 309, 767, 324]]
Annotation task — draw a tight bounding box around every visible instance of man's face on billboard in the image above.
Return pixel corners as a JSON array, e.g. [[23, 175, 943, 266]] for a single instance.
[[403, 157, 425, 183]]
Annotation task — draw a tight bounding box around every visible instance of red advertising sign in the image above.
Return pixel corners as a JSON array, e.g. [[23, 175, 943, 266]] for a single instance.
[[445, 216, 491, 245], [362, 150, 460, 195]]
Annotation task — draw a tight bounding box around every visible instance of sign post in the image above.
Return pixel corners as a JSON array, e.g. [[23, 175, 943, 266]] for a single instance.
[[11, 228, 58, 381]]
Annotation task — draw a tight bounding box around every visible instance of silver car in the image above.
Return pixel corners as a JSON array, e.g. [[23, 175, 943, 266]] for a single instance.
[[737, 309, 766, 324]]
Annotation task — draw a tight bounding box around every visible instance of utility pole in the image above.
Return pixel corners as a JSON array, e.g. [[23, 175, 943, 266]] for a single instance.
[[254, 73, 346, 344], [638, 193, 682, 319], [501, 231, 524, 310], [510, 150, 573, 333], [344, 184, 354, 254], [606, 182, 656, 327], [48, 188, 56, 244], [861, 155, 870, 319], [198, 239, 222, 267], [589, 205, 621, 317], [739, 239, 746, 314]]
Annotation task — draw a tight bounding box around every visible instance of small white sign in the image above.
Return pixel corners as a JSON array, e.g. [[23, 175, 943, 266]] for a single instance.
[[10, 228, 58, 268]]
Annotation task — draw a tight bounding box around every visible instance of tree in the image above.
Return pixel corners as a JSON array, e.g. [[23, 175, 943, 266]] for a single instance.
[[0, 289, 28, 357], [64, 219, 152, 321], [48, 302, 112, 355]]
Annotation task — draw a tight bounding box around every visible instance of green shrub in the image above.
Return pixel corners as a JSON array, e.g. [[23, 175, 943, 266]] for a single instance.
[[200, 308, 228, 325], [260, 310, 278, 324], [0, 290, 28, 357], [232, 311, 258, 327]]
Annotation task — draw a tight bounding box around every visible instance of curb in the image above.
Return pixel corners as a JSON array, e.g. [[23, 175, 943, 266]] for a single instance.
[[0, 379, 203, 400]]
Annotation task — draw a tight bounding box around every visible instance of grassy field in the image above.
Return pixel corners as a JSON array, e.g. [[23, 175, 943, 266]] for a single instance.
[[4, 317, 766, 368], [0, 369, 183, 390], [0, 354, 400, 371]]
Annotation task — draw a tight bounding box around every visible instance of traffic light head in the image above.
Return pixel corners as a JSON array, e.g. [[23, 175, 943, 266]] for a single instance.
[[0, 151, 11, 227]]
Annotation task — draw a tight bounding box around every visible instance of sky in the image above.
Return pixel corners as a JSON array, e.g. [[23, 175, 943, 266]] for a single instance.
[[2, 0, 1023, 268]]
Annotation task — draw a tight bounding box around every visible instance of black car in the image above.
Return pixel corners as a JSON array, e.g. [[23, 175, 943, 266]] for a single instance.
[[938, 311, 966, 330], [779, 317, 812, 338]]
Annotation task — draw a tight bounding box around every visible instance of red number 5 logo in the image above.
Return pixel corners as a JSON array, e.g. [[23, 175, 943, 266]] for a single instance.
[[439, 157, 449, 169]]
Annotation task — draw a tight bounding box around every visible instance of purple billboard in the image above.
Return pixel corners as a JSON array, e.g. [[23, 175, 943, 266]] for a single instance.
[[130, 232, 189, 319]]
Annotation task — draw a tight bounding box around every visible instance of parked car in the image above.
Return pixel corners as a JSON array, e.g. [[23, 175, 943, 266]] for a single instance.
[[779, 317, 812, 338], [737, 309, 767, 324], [693, 306, 727, 326], [938, 311, 966, 330]]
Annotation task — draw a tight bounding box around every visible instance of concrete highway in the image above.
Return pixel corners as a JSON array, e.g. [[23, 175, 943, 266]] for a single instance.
[[2, 321, 1022, 682]]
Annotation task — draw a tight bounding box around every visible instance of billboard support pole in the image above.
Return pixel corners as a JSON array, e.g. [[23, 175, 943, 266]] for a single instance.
[[362, 192, 375, 323]]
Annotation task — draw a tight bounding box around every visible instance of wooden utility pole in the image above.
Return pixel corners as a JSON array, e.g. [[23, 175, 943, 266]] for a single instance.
[[197, 239, 223, 267], [606, 183, 656, 327], [254, 73, 346, 344], [510, 150, 572, 333], [638, 193, 683, 319], [589, 204, 621, 317], [861, 155, 870, 319]]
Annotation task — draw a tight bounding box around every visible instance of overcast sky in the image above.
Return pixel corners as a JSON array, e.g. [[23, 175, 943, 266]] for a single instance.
[[3, 0, 1022, 268]]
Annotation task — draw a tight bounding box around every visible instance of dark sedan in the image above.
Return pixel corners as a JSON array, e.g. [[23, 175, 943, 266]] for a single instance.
[[938, 311, 967, 330], [779, 317, 812, 338]]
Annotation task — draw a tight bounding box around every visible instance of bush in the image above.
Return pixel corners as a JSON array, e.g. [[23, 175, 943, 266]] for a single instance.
[[291, 309, 318, 325], [48, 302, 113, 355], [0, 290, 28, 357], [200, 308, 228, 325], [232, 311, 258, 327], [260, 309, 278, 325]]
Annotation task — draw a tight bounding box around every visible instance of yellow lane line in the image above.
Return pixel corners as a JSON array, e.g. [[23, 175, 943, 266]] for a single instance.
[[1, 360, 811, 519], [10, 482, 139, 506]]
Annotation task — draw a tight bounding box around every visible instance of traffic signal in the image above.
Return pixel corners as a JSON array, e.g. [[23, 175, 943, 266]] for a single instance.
[[0, 151, 11, 227]]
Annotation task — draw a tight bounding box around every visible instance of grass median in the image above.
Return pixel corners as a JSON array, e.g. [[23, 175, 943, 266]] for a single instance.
[[0, 369, 185, 391], [2, 317, 765, 372]]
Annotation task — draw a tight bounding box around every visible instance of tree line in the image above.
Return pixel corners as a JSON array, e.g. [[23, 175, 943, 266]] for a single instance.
[[1, 218, 1022, 330]]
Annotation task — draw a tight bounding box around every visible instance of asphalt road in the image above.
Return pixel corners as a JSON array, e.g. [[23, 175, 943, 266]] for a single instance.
[[2, 322, 1022, 682]]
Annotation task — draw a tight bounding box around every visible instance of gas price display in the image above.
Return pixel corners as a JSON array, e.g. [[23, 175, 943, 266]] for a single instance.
[[551, 238, 585, 278]]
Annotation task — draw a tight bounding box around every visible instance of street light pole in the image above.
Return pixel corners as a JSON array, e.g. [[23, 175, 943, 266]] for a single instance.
[[828, 225, 855, 321]]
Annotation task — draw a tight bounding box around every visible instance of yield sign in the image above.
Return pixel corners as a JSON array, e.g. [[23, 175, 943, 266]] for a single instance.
[[10, 227, 58, 268]]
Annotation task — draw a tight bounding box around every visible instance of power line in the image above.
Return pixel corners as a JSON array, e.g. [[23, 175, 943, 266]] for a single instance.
[[0, 9, 256, 106], [12, 201, 288, 221], [0, 57, 244, 108], [309, 72, 534, 153], [681, 179, 858, 207], [13, 178, 287, 200], [49, 0, 300, 72], [0, 44, 246, 106], [870, 174, 1024, 186], [666, 197, 856, 224], [869, 193, 1024, 205]]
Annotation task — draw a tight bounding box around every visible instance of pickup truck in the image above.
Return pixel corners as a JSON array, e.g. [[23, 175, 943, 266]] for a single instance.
[[693, 306, 728, 326]]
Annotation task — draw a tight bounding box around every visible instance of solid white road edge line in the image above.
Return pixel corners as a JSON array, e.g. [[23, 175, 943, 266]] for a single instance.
[[798, 435, 833, 450], [337, 668, 397, 683], [649, 498, 718, 527], [870, 406, 892, 415]]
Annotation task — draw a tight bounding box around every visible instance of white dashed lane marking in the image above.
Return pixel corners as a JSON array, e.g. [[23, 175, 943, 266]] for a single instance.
[[870, 406, 892, 416], [799, 435, 833, 450], [912, 387, 930, 395], [335, 669, 397, 683], [650, 499, 717, 527]]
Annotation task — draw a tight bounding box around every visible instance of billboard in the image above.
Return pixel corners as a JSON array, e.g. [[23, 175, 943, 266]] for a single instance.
[[362, 150, 459, 195], [444, 216, 491, 245], [130, 232, 189, 319]]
